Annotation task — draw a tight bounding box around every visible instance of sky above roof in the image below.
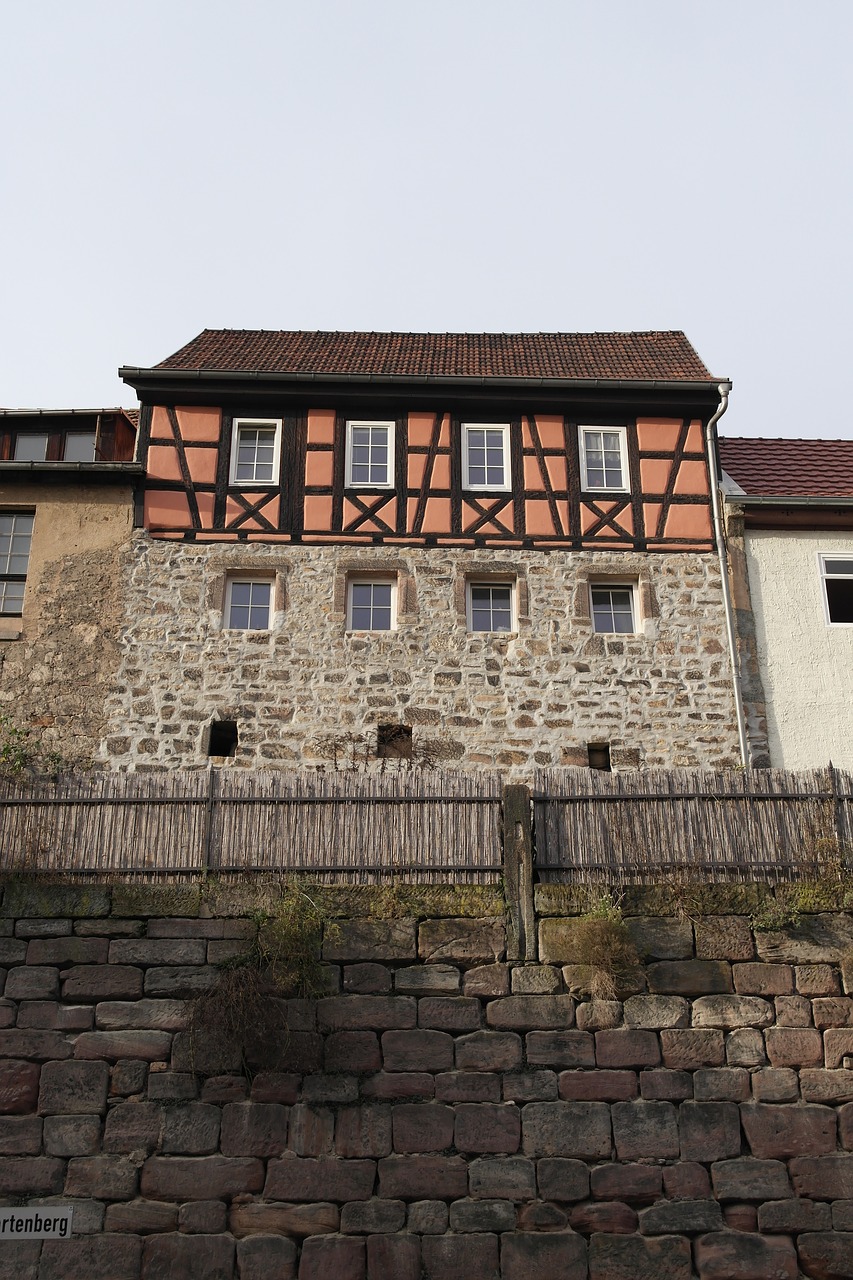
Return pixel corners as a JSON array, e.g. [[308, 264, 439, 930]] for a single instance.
[[1, 2, 851, 439]]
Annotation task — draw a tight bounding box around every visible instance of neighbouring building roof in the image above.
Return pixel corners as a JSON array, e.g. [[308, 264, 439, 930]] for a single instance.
[[719, 437, 853, 498], [151, 329, 715, 382]]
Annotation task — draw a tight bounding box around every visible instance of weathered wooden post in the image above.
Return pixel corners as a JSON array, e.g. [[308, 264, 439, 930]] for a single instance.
[[503, 783, 537, 962]]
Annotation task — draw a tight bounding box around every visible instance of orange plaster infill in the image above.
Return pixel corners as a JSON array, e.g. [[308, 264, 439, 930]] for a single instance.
[[303, 495, 334, 530], [612, 507, 634, 536], [225, 494, 280, 530], [146, 445, 183, 483], [685, 420, 704, 453], [196, 493, 215, 528], [307, 410, 336, 446], [664, 503, 712, 540], [185, 448, 217, 486], [418, 497, 451, 533], [407, 455, 427, 488], [545, 456, 568, 491], [430, 455, 450, 489], [524, 500, 557, 536], [176, 407, 221, 443], [305, 451, 334, 488], [644, 503, 663, 539], [673, 460, 709, 496], [407, 412, 436, 448], [533, 415, 565, 449], [144, 490, 191, 528], [245, 533, 291, 542], [150, 406, 172, 438], [636, 418, 682, 452], [523, 456, 545, 489], [640, 458, 672, 494]]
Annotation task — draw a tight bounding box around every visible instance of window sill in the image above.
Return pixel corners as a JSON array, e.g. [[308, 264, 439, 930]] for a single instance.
[[0, 622, 23, 641]]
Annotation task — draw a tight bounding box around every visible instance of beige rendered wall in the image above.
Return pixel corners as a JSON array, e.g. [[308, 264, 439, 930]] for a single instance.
[[0, 483, 134, 762], [744, 528, 853, 768]]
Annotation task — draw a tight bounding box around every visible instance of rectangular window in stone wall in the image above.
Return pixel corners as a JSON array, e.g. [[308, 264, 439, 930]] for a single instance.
[[347, 578, 395, 631], [0, 511, 34, 615], [226, 578, 272, 630], [467, 581, 514, 633], [591, 583, 636, 634]]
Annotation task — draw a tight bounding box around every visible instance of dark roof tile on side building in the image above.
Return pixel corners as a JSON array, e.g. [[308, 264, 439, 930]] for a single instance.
[[719, 437, 853, 499], [152, 329, 715, 382]]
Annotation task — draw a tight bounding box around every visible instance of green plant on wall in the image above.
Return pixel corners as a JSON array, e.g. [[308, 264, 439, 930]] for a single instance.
[[188, 880, 338, 1074], [0, 714, 67, 780], [566, 894, 642, 1000]]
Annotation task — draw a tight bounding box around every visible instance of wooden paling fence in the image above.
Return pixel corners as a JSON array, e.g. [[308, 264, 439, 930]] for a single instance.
[[0, 770, 503, 884], [533, 767, 853, 884], [0, 767, 850, 885]]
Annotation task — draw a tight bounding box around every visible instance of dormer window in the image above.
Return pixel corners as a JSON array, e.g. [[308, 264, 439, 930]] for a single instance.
[[346, 421, 394, 488], [229, 419, 281, 485], [463, 424, 511, 491], [8, 430, 96, 463]]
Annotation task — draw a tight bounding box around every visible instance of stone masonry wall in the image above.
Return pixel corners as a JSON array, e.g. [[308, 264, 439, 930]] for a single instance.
[[1, 881, 853, 1278], [99, 533, 740, 774]]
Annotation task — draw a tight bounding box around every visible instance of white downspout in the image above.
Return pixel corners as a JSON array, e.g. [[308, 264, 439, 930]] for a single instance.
[[706, 382, 751, 767]]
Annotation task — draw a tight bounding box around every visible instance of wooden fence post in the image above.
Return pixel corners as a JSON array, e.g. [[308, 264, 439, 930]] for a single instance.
[[503, 784, 537, 962]]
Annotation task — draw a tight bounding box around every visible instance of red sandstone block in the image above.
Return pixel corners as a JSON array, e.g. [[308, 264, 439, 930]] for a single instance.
[[220, 1102, 289, 1157], [265, 1156, 376, 1203], [250, 1072, 300, 1104], [455, 1031, 522, 1071], [237, 1235, 298, 1280], [317, 997, 417, 1032], [63, 966, 143, 1001], [595, 1029, 660, 1068], [454, 1102, 521, 1154], [471, 1155, 538, 1200], [39, 1235, 141, 1280], [361, 1072, 435, 1100], [378, 1154, 468, 1200], [0, 1115, 42, 1155], [741, 1103, 837, 1159], [0, 1060, 40, 1113], [640, 1069, 693, 1101], [392, 1103, 454, 1153], [813, 998, 853, 1028], [795, 964, 840, 996], [74, 1030, 172, 1061], [105, 1200, 179, 1234], [288, 1104, 334, 1157], [646, 960, 733, 995], [571, 1200, 637, 1233], [522, 1101, 611, 1160], [230, 1202, 338, 1238], [0, 1030, 72, 1060], [104, 1101, 162, 1153], [559, 1070, 638, 1101], [525, 1030, 595, 1068], [65, 1154, 138, 1199], [381, 1030, 454, 1072], [842, 1101, 853, 1149], [463, 964, 509, 997], [340, 1198, 406, 1234], [335, 1105, 392, 1158], [435, 1071, 500, 1102], [366, 1234, 421, 1280], [790, 1154, 853, 1199], [693, 1231, 797, 1280], [588, 1233, 692, 1280], [420, 1232, 499, 1280], [417, 997, 481, 1032], [38, 1059, 109, 1116], [590, 1162, 661, 1203], [0, 1156, 65, 1196], [27, 937, 108, 965], [516, 1199, 567, 1230], [663, 1161, 712, 1199], [765, 1027, 823, 1067], [679, 1101, 741, 1163], [325, 1031, 381, 1073], [141, 1155, 264, 1201], [825, 1029, 853, 1068], [611, 1100, 679, 1161], [486, 995, 575, 1030], [298, 1235, 366, 1280], [660, 1029, 725, 1069], [501, 1231, 588, 1278], [733, 963, 794, 995]]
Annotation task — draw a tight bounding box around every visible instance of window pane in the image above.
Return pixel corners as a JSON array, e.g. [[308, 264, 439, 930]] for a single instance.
[[14, 434, 48, 461], [0, 514, 33, 574], [824, 559, 853, 577], [234, 426, 277, 482], [349, 581, 392, 630], [348, 425, 390, 486], [228, 581, 271, 630], [63, 432, 97, 462], [826, 578, 853, 624], [470, 584, 512, 632], [466, 428, 506, 488], [591, 587, 634, 633], [584, 429, 624, 489], [0, 581, 24, 614]]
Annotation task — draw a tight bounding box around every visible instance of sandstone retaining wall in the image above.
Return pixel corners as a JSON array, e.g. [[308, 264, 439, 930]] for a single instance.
[[0, 882, 852, 1278]]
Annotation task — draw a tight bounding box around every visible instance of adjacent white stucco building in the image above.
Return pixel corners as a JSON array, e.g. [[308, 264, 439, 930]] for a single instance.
[[720, 437, 853, 769]]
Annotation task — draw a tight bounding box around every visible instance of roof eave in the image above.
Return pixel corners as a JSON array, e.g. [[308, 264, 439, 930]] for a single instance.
[[725, 494, 853, 508]]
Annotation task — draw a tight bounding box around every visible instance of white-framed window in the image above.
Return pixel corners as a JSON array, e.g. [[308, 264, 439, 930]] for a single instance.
[[347, 578, 396, 631], [13, 434, 49, 462], [463, 424, 511, 490], [0, 512, 34, 615], [820, 554, 853, 626], [579, 426, 629, 492], [346, 421, 395, 488], [467, 581, 515, 633], [225, 578, 273, 630], [229, 418, 281, 485], [590, 583, 636, 634]]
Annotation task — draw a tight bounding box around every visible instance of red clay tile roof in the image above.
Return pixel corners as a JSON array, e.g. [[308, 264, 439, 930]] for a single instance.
[[153, 330, 714, 382], [719, 437, 853, 498]]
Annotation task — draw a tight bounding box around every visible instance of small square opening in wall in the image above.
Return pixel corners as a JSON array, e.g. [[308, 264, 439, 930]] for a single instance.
[[377, 724, 412, 759], [208, 720, 238, 758], [587, 743, 611, 772]]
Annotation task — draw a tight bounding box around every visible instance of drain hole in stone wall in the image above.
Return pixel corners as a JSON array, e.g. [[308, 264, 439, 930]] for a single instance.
[[377, 724, 413, 760], [208, 720, 238, 758], [587, 742, 611, 772]]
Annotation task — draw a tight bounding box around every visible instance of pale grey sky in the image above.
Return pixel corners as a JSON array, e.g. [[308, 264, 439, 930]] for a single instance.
[[1, 1, 850, 438]]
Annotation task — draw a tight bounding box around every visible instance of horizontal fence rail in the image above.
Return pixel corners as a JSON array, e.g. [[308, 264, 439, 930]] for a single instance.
[[533, 766, 853, 884], [0, 771, 503, 884]]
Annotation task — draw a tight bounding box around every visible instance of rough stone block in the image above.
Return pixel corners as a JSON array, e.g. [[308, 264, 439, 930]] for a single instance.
[[323, 919, 417, 962], [726, 1027, 768, 1066], [302, 1074, 358, 1105], [623, 994, 688, 1029], [217, 1101, 288, 1157], [679, 1101, 741, 1162], [510, 964, 562, 994], [692, 995, 773, 1028], [418, 997, 481, 1032], [420, 1233, 499, 1280], [297, 1235, 365, 1280], [4, 884, 110, 919], [752, 1067, 799, 1103], [611, 1099, 679, 1161], [392, 1102, 454, 1153], [454, 1102, 520, 1153], [344, 963, 392, 994], [104, 1200, 180, 1234], [5, 966, 60, 1000], [0, 1058, 38, 1113], [324, 1030, 381, 1074], [418, 918, 505, 965], [844, 1102, 853, 1149], [501, 1232, 587, 1280], [229, 1201, 338, 1237], [104, 1101, 163, 1152], [65, 1154, 138, 1199], [435, 1071, 500, 1103], [0, 1114, 42, 1154], [664, 1162, 712, 1199], [95, 999, 187, 1032], [141, 1155, 264, 1201], [522, 1101, 611, 1159], [38, 1059, 109, 1115], [361, 1072, 435, 1100], [625, 916, 694, 960], [159, 1102, 220, 1154], [236, 1235, 297, 1280], [559, 1069, 637, 1101], [378, 1154, 468, 1200], [640, 1199, 723, 1234], [250, 1072, 300, 1104], [407, 1200, 449, 1232], [525, 1030, 594, 1068], [796, 1233, 853, 1280], [754, 914, 853, 964], [112, 884, 200, 918], [335, 1105, 392, 1158], [647, 960, 733, 994], [589, 1162, 661, 1203], [741, 1103, 837, 1159], [62, 965, 143, 1001], [470, 1155, 537, 1200], [595, 1029, 660, 1068], [74, 1030, 172, 1062], [382, 1029, 454, 1072], [0, 1155, 65, 1196], [695, 916, 754, 961], [693, 1067, 750, 1101], [26, 937, 108, 966], [487, 995, 576, 1031], [732, 962, 794, 995], [774, 993, 813, 1025], [43, 1113, 101, 1156], [38, 1234, 140, 1280], [790, 1154, 853, 1200], [395, 964, 459, 994], [318, 996, 417, 1032], [109, 939, 206, 966], [569, 1197, 633, 1232], [463, 964, 509, 997], [365, 1234, 420, 1280], [179, 1201, 226, 1234], [832, 1199, 853, 1228], [660, 1029, 725, 1068], [796, 964, 840, 996], [813, 997, 853, 1028], [17, 999, 92, 1031], [0, 1030, 72, 1060], [148, 1072, 200, 1102], [765, 1027, 823, 1067], [588, 1233, 692, 1280], [141, 1232, 234, 1280], [265, 1156, 375, 1202], [340, 1198, 406, 1234], [693, 1231, 797, 1280], [455, 1031, 522, 1071], [449, 1197, 515, 1232], [757, 1198, 831, 1233], [711, 1157, 792, 1201], [576, 999, 623, 1031], [826, 1029, 853, 1068], [502, 1070, 557, 1102], [801, 1069, 853, 1104], [143, 966, 218, 998], [639, 1069, 693, 1101]]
